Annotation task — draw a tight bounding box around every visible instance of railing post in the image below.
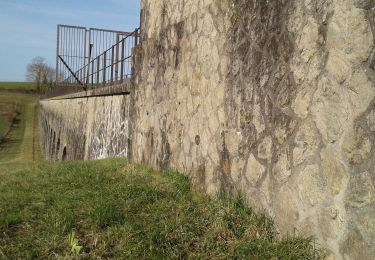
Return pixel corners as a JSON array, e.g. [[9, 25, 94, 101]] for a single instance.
[[120, 39, 125, 83], [111, 46, 114, 84], [91, 58, 94, 86], [86, 43, 93, 87], [86, 31, 91, 87], [96, 58, 100, 85], [115, 34, 120, 82], [103, 52, 106, 85], [56, 25, 60, 84], [135, 28, 139, 46], [84, 29, 88, 85]]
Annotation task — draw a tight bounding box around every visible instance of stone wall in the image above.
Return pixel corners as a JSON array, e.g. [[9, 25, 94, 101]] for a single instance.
[[39, 85, 131, 161], [39, 0, 375, 258], [131, 0, 230, 193], [130, 0, 375, 259]]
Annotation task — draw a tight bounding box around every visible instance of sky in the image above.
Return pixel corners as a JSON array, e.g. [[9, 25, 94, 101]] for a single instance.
[[0, 0, 140, 82]]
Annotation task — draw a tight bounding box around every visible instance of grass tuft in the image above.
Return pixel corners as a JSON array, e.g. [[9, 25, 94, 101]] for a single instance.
[[91, 201, 125, 228]]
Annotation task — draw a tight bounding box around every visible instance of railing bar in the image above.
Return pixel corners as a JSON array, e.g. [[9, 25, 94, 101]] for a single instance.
[[78, 28, 80, 82], [81, 29, 84, 83], [103, 52, 106, 85], [91, 51, 94, 86], [56, 25, 60, 83], [74, 28, 77, 82], [58, 24, 86, 30], [59, 55, 88, 59], [57, 55, 84, 86], [120, 39, 125, 82], [89, 27, 131, 34], [115, 34, 119, 81], [97, 56, 100, 85], [111, 46, 114, 83], [65, 27, 68, 83]]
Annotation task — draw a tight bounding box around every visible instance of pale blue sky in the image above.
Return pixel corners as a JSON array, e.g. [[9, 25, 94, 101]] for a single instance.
[[0, 0, 140, 81]]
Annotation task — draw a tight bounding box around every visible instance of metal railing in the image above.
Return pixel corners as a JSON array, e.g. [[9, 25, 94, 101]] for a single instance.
[[81, 28, 138, 87], [56, 24, 139, 89]]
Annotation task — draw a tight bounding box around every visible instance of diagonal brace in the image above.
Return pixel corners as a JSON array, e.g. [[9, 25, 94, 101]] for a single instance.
[[58, 55, 86, 89]]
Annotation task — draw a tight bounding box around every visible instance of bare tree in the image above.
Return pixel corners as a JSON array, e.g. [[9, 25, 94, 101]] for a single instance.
[[26, 56, 55, 92]]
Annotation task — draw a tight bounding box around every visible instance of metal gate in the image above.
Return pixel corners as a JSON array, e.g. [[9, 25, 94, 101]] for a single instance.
[[56, 24, 139, 88]]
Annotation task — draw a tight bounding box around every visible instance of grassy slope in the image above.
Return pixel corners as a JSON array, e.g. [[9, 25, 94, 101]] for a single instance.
[[0, 82, 37, 93], [0, 89, 320, 259], [0, 159, 319, 259]]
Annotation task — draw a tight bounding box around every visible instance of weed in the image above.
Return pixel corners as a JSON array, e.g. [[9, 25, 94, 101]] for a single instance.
[[68, 231, 83, 255]]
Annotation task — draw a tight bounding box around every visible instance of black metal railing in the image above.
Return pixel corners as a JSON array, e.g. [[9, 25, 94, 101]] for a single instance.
[[86, 28, 138, 87], [56, 24, 139, 90]]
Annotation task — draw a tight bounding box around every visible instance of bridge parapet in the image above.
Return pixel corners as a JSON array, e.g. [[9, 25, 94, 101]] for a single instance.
[[44, 80, 132, 100]]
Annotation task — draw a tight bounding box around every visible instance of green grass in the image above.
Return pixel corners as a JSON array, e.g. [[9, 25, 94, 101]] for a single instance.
[[0, 159, 320, 259], [0, 82, 37, 93], [0, 93, 40, 166]]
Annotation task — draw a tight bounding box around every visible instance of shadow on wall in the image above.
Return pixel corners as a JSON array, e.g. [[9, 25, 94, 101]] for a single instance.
[[62, 146, 67, 161]]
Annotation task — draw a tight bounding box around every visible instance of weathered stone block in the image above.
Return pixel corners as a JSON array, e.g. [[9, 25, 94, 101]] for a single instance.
[[346, 171, 375, 208], [321, 147, 348, 196], [245, 154, 266, 187], [297, 165, 326, 206], [342, 128, 372, 165]]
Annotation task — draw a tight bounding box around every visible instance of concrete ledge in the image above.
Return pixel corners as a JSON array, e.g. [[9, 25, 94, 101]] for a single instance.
[[44, 80, 132, 100]]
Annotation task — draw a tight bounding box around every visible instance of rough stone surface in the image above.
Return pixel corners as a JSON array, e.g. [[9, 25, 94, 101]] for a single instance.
[[321, 147, 347, 196], [39, 0, 375, 258], [39, 86, 131, 161]]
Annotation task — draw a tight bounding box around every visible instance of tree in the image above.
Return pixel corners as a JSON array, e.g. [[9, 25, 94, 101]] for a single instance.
[[26, 56, 55, 92]]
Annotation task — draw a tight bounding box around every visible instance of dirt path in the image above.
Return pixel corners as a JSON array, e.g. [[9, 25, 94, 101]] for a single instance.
[[0, 93, 39, 168]]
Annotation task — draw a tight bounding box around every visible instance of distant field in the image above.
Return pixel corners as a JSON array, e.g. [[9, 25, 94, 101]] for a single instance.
[[0, 82, 37, 93]]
